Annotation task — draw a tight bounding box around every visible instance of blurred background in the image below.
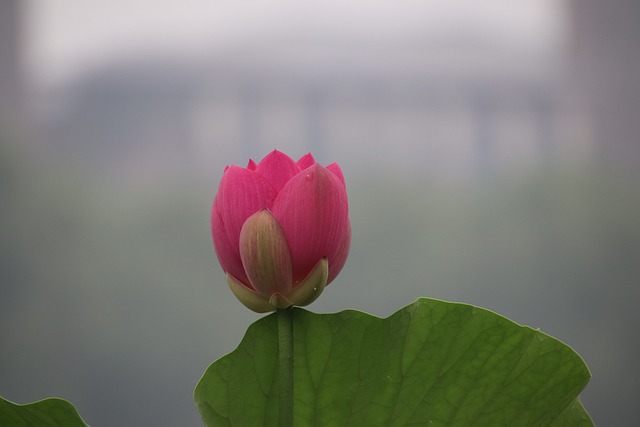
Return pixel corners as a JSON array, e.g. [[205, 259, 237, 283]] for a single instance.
[[1, 0, 639, 425]]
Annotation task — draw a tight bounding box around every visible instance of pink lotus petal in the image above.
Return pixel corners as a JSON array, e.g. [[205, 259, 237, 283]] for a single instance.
[[272, 164, 350, 282], [256, 150, 301, 192], [247, 159, 257, 170], [296, 153, 316, 170], [327, 220, 351, 284], [326, 162, 346, 187], [211, 198, 251, 287], [239, 210, 293, 296], [213, 166, 277, 278]]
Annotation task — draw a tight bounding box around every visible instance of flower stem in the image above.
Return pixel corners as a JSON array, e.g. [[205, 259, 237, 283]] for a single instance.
[[277, 307, 294, 427]]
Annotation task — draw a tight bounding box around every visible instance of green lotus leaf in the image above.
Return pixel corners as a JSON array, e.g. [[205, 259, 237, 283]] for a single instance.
[[195, 298, 592, 426], [0, 396, 89, 427]]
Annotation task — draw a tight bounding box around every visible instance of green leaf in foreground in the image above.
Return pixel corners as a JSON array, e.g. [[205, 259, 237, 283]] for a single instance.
[[195, 298, 593, 427], [0, 396, 89, 427]]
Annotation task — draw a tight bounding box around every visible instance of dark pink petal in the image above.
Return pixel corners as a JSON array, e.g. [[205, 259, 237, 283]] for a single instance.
[[327, 220, 351, 284], [211, 197, 250, 287], [326, 162, 346, 187], [296, 153, 316, 170], [272, 164, 350, 283], [239, 210, 293, 296], [213, 166, 277, 278], [247, 159, 257, 170], [255, 150, 301, 192], [285, 258, 328, 307]]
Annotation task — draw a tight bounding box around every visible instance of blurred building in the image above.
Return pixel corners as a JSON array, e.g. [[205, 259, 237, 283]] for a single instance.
[[569, 0, 640, 168], [40, 26, 585, 182]]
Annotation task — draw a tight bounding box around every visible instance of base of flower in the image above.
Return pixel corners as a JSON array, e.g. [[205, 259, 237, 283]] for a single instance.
[[226, 258, 329, 313]]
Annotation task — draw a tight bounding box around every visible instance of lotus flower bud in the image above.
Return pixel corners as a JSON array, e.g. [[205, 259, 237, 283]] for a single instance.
[[211, 150, 351, 312]]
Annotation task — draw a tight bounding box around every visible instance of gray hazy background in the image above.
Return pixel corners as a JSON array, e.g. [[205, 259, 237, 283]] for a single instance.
[[1, 1, 639, 426]]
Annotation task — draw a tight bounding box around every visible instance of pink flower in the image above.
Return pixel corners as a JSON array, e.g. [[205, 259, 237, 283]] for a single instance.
[[211, 150, 351, 312]]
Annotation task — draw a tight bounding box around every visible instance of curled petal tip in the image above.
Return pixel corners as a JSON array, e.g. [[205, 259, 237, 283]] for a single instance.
[[226, 273, 275, 313], [327, 162, 346, 186], [297, 153, 316, 170], [256, 151, 301, 191], [286, 258, 328, 307]]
